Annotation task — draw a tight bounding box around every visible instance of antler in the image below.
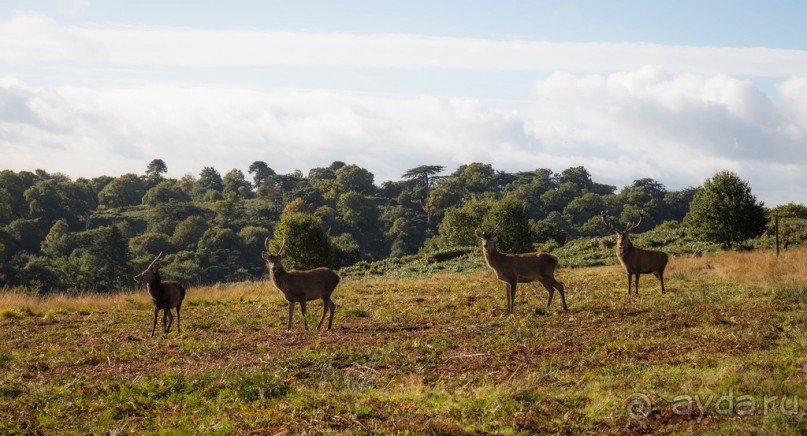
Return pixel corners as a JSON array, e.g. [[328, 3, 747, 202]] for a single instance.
[[624, 213, 644, 233], [600, 211, 618, 233], [264, 237, 287, 255], [148, 252, 163, 269]]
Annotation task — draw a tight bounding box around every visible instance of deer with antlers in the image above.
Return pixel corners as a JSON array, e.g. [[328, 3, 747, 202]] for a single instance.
[[134, 252, 186, 337], [261, 238, 340, 331], [600, 211, 668, 295], [475, 225, 567, 314]]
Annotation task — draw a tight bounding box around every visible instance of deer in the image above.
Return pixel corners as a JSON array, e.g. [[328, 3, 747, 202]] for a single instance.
[[600, 211, 669, 295], [134, 252, 186, 337], [475, 225, 567, 314], [261, 237, 340, 331]]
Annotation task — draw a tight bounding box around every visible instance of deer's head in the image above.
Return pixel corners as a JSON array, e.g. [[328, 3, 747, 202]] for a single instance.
[[134, 252, 163, 283], [261, 237, 286, 273], [600, 211, 643, 256], [474, 224, 500, 253]]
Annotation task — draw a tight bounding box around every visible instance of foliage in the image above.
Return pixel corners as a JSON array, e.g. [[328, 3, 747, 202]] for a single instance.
[[269, 213, 333, 270], [685, 171, 767, 248]]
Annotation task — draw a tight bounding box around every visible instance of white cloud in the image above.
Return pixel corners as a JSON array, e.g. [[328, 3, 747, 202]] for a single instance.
[[2, 12, 807, 76], [2, 67, 806, 206]]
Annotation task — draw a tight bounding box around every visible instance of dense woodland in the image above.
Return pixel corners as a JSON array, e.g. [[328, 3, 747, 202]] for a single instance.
[[0, 159, 799, 292]]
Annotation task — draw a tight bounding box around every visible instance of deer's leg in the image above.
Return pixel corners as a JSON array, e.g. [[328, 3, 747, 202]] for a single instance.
[[555, 280, 568, 311], [287, 301, 294, 331], [503, 282, 512, 313], [165, 309, 174, 333], [176, 304, 181, 333], [626, 273, 632, 295], [509, 280, 518, 313], [151, 307, 159, 337], [300, 300, 309, 331], [542, 281, 555, 308], [327, 300, 336, 330], [656, 271, 665, 294], [634, 273, 640, 295], [318, 298, 329, 330]]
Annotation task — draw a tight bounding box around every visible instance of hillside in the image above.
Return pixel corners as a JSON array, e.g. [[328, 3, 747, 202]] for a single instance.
[[1, 248, 804, 433]]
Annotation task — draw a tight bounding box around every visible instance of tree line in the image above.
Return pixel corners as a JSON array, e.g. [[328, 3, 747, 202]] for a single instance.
[[0, 159, 792, 293]]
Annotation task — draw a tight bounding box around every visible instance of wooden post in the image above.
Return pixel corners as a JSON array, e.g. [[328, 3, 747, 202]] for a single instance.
[[775, 215, 780, 257]]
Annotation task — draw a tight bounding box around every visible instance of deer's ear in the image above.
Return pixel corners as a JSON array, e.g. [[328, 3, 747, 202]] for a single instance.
[[474, 229, 484, 238], [278, 249, 286, 259], [261, 251, 270, 261]]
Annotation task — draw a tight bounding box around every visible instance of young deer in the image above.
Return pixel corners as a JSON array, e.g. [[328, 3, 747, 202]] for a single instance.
[[261, 238, 340, 331], [475, 225, 567, 314], [134, 252, 186, 337], [600, 211, 668, 295]]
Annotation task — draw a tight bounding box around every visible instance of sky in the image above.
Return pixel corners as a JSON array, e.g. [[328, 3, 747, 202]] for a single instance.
[[1, 1, 806, 206]]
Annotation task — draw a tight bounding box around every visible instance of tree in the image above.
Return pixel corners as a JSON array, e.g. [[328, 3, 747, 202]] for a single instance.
[[332, 164, 375, 196], [223, 169, 254, 199], [145, 159, 168, 186], [401, 165, 446, 226], [170, 216, 210, 251], [684, 171, 767, 248], [193, 166, 224, 200], [98, 174, 147, 209], [433, 199, 493, 249], [483, 198, 534, 254], [248, 161, 275, 188], [142, 179, 191, 206], [268, 213, 332, 270]]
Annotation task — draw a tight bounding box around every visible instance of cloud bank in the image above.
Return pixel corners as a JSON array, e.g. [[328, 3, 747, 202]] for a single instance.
[[2, 12, 807, 76], [1, 12, 806, 206], [2, 66, 806, 205]]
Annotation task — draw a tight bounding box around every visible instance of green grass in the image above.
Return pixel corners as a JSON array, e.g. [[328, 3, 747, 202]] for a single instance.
[[0, 249, 805, 433]]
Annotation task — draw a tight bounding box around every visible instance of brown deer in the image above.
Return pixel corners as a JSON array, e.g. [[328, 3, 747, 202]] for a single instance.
[[475, 225, 567, 314], [134, 252, 186, 337], [261, 238, 340, 331], [600, 211, 668, 295]]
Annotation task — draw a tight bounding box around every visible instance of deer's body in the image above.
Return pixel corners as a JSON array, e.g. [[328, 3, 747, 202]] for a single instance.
[[262, 239, 340, 331], [601, 212, 668, 295], [134, 253, 186, 337], [476, 228, 567, 313]]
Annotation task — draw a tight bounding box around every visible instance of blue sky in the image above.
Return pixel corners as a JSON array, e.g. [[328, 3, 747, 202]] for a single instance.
[[1, 0, 806, 205]]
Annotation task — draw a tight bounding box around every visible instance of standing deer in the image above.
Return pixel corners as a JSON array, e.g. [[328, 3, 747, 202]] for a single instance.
[[261, 238, 340, 331], [600, 211, 668, 295], [134, 252, 186, 337], [475, 225, 567, 314]]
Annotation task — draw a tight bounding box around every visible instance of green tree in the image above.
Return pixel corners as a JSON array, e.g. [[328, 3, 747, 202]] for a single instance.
[[129, 233, 174, 259], [332, 164, 375, 196], [98, 174, 147, 209], [248, 161, 275, 188], [194, 166, 224, 200], [684, 170, 767, 248], [401, 165, 446, 226], [145, 159, 168, 187], [170, 216, 210, 251], [483, 198, 534, 253], [268, 213, 333, 270], [223, 169, 254, 199], [433, 199, 493, 249], [197, 227, 249, 283], [142, 180, 191, 206]]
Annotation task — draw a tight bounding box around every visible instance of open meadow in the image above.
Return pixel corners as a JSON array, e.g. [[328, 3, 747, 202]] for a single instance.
[[1, 249, 805, 434]]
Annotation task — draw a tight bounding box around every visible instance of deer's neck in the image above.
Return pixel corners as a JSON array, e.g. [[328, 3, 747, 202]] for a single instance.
[[146, 274, 164, 298], [270, 265, 286, 290], [483, 245, 506, 266]]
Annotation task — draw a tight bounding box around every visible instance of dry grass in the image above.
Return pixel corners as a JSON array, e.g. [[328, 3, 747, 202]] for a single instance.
[[0, 248, 805, 433]]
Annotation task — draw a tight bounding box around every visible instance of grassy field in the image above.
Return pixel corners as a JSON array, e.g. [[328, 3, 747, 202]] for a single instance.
[[1, 248, 805, 434]]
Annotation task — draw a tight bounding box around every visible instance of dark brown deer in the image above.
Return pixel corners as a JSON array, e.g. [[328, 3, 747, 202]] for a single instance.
[[475, 225, 567, 314], [261, 238, 340, 331], [600, 211, 668, 295], [134, 252, 186, 337]]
